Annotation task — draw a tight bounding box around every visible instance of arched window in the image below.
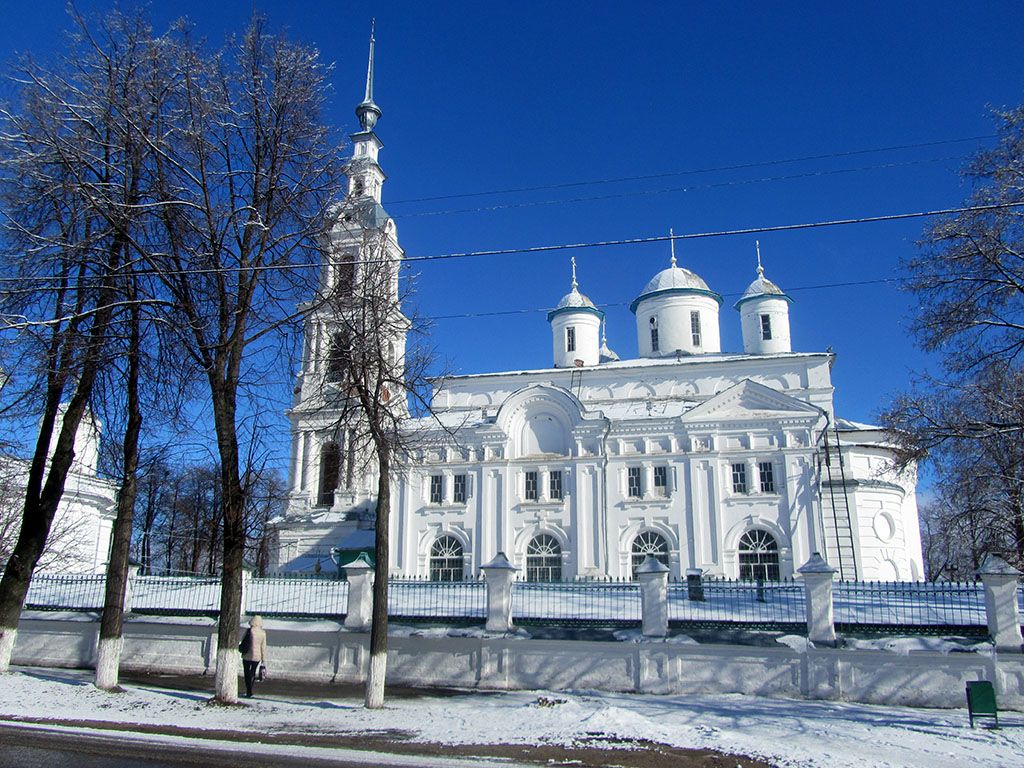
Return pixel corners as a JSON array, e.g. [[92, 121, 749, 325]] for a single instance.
[[631, 531, 670, 577], [525, 534, 562, 582], [326, 332, 350, 383], [738, 529, 780, 581], [317, 442, 341, 507], [429, 535, 464, 581]]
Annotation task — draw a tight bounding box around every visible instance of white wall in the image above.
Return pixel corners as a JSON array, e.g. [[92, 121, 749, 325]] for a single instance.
[[13, 613, 1023, 710]]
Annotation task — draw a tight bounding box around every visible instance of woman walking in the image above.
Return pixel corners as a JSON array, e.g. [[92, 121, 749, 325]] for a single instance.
[[239, 615, 268, 698]]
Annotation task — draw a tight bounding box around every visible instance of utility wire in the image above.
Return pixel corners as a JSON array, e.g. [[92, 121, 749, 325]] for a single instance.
[[427, 277, 905, 321], [393, 155, 969, 219], [1, 200, 1021, 286], [387, 135, 994, 205]]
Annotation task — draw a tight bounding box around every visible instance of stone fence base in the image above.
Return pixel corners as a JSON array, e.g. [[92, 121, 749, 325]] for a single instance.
[[12, 612, 1024, 710]]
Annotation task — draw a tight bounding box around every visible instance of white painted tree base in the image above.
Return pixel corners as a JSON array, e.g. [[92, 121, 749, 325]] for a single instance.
[[0, 627, 17, 673], [365, 651, 386, 709], [214, 647, 238, 703], [94, 637, 123, 690]]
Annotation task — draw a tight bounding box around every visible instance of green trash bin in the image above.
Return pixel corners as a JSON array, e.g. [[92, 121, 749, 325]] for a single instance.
[[966, 681, 998, 728]]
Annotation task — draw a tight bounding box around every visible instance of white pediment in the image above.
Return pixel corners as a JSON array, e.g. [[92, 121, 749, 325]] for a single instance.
[[681, 379, 822, 423]]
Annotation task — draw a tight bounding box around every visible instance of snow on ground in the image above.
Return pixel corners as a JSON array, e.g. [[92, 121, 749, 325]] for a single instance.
[[1, 666, 1022, 767]]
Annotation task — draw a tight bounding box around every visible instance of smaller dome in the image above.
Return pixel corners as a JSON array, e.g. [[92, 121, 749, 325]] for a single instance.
[[641, 266, 710, 295], [740, 272, 785, 300], [555, 287, 596, 311], [599, 341, 619, 363]]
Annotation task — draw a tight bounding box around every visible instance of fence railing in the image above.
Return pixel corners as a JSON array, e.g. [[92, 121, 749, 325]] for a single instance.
[[388, 578, 486, 622], [25, 574, 107, 611], [248, 576, 349, 618], [667, 578, 806, 629], [512, 580, 641, 626], [834, 580, 987, 634], [132, 576, 221, 616], [16, 560, 1022, 644]]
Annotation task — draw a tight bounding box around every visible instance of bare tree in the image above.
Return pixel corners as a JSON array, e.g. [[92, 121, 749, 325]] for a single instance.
[[143, 18, 345, 702], [0, 10, 161, 672], [313, 224, 441, 708], [883, 106, 1024, 568]]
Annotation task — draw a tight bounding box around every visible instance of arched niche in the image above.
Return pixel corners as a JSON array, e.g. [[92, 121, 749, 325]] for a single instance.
[[495, 384, 596, 460], [521, 412, 568, 457]]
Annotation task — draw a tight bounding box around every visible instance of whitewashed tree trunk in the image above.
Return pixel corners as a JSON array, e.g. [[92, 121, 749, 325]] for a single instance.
[[214, 647, 238, 703], [365, 650, 386, 708], [0, 627, 16, 673], [94, 636, 123, 690]]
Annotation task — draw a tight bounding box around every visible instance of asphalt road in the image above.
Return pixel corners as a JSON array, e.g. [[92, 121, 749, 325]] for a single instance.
[[0, 723, 509, 768]]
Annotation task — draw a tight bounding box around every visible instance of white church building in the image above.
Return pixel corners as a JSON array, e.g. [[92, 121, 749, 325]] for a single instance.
[[271, 37, 924, 583], [1, 411, 117, 574]]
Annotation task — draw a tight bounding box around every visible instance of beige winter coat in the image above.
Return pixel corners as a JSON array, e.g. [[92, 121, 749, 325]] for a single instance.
[[242, 617, 268, 663]]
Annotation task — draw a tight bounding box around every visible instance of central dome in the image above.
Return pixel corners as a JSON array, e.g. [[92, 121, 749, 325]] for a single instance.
[[640, 265, 711, 295]]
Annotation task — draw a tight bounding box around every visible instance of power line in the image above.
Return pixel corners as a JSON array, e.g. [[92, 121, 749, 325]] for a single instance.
[[426, 277, 906, 321], [387, 135, 994, 205], [1, 199, 1021, 286], [392, 155, 970, 219]]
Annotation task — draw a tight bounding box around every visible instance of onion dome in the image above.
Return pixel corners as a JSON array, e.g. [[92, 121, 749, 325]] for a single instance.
[[547, 258, 603, 321], [733, 243, 791, 309], [599, 321, 619, 363], [630, 236, 721, 313]]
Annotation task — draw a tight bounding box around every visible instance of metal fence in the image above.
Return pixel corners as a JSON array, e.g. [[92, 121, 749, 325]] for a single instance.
[[512, 580, 642, 626], [25, 573, 106, 611], [248, 575, 349, 618], [667, 578, 806, 631], [15, 571, 1012, 638], [834, 580, 988, 635], [388, 578, 486, 622], [132, 576, 221, 616]]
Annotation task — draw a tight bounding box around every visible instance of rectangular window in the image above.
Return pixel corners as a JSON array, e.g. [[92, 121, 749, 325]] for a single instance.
[[549, 470, 563, 500], [566, 327, 576, 352], [731, 463, 747, 494], [691, 311, 702, 347], [627, 467, 643, 498], [759, 462, 775, 493], [453, 474, 467, 504], [760, 314, 772, 341], [429, 474, 444, 504], [525, 470, 539, 501], [651, 327, 659, 352], [653, 466, 668, 496]]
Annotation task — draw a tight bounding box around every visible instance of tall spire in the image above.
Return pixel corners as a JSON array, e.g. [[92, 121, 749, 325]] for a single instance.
[[356, 20, 382, 132], [669, 227, 677, 267], [570, 256, 578, 291]]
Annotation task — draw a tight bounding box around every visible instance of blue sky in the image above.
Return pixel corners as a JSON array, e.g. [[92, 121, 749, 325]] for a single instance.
[[3, 2, 1023, 475]]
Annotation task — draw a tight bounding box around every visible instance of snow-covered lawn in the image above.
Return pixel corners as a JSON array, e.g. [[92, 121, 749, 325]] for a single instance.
[[1, 666, 1021, 768]]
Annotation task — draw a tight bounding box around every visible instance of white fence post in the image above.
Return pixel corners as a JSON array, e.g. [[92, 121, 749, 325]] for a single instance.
[[122, 563, 140, 614], [240, 566, 253, 618], [798, 552, 837, 646], [637, 556, 669, 637], [481, 552, 517, 633], [343, 553, 374, 630], [977, 553, 1023, 653]]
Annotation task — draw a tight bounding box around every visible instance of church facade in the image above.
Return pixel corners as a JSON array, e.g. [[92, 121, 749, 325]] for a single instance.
[[271, 39, 924, 583]]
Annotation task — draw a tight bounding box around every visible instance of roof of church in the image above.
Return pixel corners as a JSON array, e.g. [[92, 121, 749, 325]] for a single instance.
[[343, 196, 391, 229], [640, 265, 711, 294], [555, 286, 597, 310]]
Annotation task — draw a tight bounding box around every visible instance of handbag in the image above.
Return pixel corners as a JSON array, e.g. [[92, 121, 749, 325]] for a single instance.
[[258, 663, 267, 681], [238, 628, 252, 655]]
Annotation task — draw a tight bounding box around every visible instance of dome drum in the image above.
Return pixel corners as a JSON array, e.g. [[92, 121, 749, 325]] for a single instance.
[[634, 292, 721, 358], [550, 309, 602, 368], [739, 295, 791, 354]]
